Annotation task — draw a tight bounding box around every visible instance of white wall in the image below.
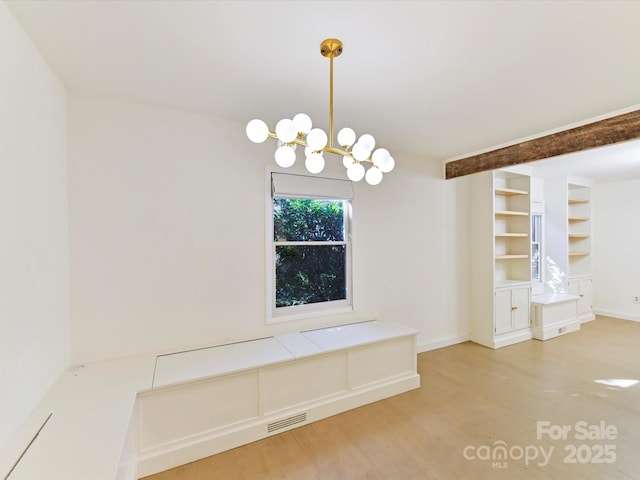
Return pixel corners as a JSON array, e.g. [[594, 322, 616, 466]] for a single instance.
[[69, 92, 469, 363], [0, 2, 69, 450], [593, 178, 640, 321]]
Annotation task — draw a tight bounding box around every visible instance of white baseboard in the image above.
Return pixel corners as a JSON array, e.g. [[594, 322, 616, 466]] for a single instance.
[[593, 309, 640, 323], [469, 329, 532, 349], [492, 329, 533, 349], [417, 334, 470, 353]]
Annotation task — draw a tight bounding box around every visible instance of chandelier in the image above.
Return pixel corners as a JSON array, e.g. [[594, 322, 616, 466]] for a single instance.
[[246, 38, 395, 185]]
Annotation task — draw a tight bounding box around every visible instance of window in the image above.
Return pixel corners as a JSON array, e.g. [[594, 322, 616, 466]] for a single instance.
[[531, 214, 541, 282], [269, 173, 353, 320], [531, 212, 543, 293]]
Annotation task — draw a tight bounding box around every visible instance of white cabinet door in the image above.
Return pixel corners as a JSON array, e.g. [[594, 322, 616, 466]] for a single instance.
[[578, 278, 593, 316], [568, 277, 593, 317], [512, 286, 531, 330], [495, 289, 513, 335], [495, 286, 531, 335]]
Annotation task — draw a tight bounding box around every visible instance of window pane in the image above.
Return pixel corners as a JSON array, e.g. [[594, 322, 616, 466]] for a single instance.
[[275, 245, 346, 307], [273, 198, 344, 242], [532, 215, 541, 242], [532, 244, 540, 281]]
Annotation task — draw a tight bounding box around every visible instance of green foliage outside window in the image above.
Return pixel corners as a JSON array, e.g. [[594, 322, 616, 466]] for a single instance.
[[273, 198, 347, 307]]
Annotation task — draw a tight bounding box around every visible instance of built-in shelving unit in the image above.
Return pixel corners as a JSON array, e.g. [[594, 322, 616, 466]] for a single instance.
[[494, 171, 530, 285], [543, 176, 594, 324], [470, 167, 533, 349], [567, 183, 592, 277]]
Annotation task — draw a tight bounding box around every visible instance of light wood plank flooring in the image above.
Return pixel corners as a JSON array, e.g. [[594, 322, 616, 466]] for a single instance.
[[144, 316, 640, 479]]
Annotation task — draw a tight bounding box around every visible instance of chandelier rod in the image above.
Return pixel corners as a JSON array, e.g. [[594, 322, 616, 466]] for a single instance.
[[320, 38, 343, 151], [329, 47, 334, 149]]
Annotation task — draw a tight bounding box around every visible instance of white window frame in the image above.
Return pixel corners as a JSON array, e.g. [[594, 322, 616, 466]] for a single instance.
[[531, 204, 544, 295], [266, 172, 354, 324]]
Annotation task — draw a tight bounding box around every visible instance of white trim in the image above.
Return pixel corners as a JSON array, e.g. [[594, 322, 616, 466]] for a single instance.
[[417, 334, 470, 353], [271, 172, 353, 199], [567, 175, 593, 187], [593, 309, 640, 323], [268, 304, 354, 325], [500, 165, 534, 176], [471, 329, 533, 349]]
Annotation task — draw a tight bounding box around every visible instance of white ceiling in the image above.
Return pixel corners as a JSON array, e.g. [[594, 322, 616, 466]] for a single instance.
[[528, 139, 640, 184], [6, 0, 640, 180]]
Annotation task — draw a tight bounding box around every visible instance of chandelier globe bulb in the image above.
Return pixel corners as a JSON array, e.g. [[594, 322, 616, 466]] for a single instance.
[[292, 113, 313, 135], [365, 165, 383, 185], [275, 119, 297, 143], [275, 145, 296, 168], [346, 162, 365, 182], [352, 142, 370, 162], [358, 134, 375, 151], [246, 119, 269, 143], [306, 128, 328, 151], [379, 155, 395, 173], [337, 127, 356, 147], [371, 148, 389, 167], [305, 153, 325, 174]]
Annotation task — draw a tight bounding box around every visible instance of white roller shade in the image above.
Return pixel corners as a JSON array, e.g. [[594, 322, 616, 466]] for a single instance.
[[271, 173, 354, 199]]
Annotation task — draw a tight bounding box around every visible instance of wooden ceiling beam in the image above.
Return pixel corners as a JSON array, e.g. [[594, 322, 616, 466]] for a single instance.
[[444, 109, 640, 179]]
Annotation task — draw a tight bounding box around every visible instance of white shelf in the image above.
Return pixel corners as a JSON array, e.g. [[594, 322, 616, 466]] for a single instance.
[[495, 279, 531, 288], [568, 198, 589, 204], [495, 254, 529, 260], [495, 233, 528, 238], [568, 216, 589, 222], [495, 210, 528, 216], [568, 233, 590, 239], [495, 187, 528, 196], [569, 251, 590, 257]]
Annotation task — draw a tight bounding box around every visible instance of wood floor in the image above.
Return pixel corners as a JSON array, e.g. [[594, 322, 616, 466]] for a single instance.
[[143, 316, 640, 480]]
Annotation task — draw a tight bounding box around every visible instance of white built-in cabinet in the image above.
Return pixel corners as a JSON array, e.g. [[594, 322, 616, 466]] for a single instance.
[[470, 168, 533, 348]]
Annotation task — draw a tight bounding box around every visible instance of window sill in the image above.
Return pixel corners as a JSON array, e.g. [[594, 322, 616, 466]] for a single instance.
[[267, 304, 355, 325]]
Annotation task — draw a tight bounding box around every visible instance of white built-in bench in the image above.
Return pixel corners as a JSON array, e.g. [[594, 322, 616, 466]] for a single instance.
[[531, 293, 581, 341], [3, 320, 419, 480]]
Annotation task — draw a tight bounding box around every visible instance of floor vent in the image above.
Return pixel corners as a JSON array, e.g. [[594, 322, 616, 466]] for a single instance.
[[267, 413, 307, 433]]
